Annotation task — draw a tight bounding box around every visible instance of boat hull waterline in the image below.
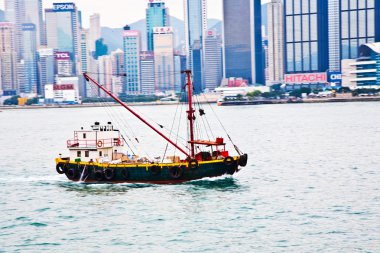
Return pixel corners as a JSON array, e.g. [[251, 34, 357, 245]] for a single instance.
[[56, 156, 246, 184]]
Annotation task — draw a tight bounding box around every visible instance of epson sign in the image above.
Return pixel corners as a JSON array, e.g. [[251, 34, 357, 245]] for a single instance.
[[53, 3, 75, 12]]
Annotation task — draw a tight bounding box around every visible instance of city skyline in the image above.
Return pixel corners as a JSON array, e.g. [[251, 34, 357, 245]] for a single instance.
[[0, 0, 270, 28]]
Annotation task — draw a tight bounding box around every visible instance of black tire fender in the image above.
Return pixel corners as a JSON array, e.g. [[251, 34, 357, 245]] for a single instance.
[[224, 156, 234, 166], [104, 168, 115, 180], [188, 159, 199, 170], [169, 166, 183, 179]]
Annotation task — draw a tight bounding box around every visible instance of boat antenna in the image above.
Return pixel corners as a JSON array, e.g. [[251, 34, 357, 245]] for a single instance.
[[83, 72, 191, 158]]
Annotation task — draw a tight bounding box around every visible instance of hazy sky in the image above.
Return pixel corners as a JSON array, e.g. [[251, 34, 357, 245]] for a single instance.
[[0, 0, 270, 28]]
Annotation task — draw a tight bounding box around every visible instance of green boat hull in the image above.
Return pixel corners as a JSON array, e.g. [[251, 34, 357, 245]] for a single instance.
[[56, 157, 245, 184]]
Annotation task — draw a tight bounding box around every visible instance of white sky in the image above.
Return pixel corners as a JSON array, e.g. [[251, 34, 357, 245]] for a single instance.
[[0, 0, 270, 28]]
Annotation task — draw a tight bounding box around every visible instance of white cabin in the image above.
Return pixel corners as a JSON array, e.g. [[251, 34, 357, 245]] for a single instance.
[[67, 122, 124, 163]]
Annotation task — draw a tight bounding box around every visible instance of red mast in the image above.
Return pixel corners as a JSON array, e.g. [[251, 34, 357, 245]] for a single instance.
[[182, 70, 195, 157], [83, 73, 190, 158]]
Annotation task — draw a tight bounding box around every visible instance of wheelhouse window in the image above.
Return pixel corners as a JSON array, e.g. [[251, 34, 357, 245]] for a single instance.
[[83, 133, 87, 139], [85, 151, 89, 157], [77, 151, 81, 157], [99, 151, 103, 157]]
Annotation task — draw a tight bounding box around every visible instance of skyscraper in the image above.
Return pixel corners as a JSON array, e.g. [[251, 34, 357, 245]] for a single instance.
[[140, 51, 155, 94], [340, 0, 380, 60], [111, 49, 125, 95], [23, 0, 43, 47], [123, 26, 141, 95], [0, 22, 18, 95], [4, 0, 25, 59], [153, 26, 175, 92], [146, 1, 169, 51], [89, 13, 101, 53], [184, 0, 207, 88], [38, 48, 55, 96], [267, 0, 284, 85], [223, 0, 264, 84], [203, 30, 222, 90], [45, 3, 80, 74], [284, 0, 329, 74], [20, 23, 38, 94]]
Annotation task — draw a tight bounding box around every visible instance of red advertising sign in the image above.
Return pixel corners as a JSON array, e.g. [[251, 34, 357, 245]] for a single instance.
[[55, 52, 70, 60], [284, 73, 327, 84], [54, 84, 74, 90]]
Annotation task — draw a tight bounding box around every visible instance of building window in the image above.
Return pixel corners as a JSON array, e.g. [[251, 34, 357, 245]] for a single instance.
[[85, 151, 89, 157], [77, 151, 81, 157]]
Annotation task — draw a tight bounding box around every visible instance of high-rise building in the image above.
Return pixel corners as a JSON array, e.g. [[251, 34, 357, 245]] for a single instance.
[[20, 23, 38, 94], [223, 0, 264, 84], [4, 0, 25, 59], [184, 0, 207, 88], [146, 1, 169, 51], [55, 51, 73, 77], [24, 0, 43, 47], [0, 10, 5, 22], [204, 29, 222, 91], [174, 54, 182, 93], [140, 51, 155, 94], [45, 3, 80, 74], [123, 26, 141, 95], [328, 0, 340, 71], [80, 29, 89, 74], [111, 49, 125, 95], [267, 0, 284, 85], [284, 0, 329, 74], [38, 48, 55, 96], [0, 22, 18, 95], [98, 55, 113, 93], [89, 13, 101, 53], [340, 0, 380, 61], [153, 26, 175, 92]]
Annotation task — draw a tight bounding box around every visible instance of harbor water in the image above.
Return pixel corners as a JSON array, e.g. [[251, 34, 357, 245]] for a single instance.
[[0, 102, 379, 252]]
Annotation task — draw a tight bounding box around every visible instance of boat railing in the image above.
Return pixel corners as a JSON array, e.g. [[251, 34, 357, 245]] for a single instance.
[[67, 138, 123, 149]]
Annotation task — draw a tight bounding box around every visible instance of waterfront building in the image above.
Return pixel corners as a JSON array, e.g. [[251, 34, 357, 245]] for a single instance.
[[342, 43, 380, 89], [20, 23, 38, 94], [146, 1, 169, 51], [267, 0, 284, 85], [89, 13, 101, 53], [223, 0, 264, 85], [0, 22, 18, 95], [24, 0, 43, 47], [184, 0, 207, 90], [45, 3, 80, 75], [203, 29, 222, 91], [140, 51, 155, 95], [284, 0, 328, 74], [52, 76, 80, 103], [38, 48, 55, 96], [123, 26, 141, 95], [153, 26, 175, 93]]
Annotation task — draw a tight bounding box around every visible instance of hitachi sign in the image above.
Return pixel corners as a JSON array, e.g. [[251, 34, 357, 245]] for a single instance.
[[53, 3, 75, 11], [284, 73, 327, 84]]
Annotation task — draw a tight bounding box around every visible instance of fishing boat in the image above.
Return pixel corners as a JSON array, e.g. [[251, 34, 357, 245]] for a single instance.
[[55, 71, 248, 184]]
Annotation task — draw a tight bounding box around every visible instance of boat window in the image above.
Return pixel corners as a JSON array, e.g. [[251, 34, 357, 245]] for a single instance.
[[83, 133, 86, 139], [99, 151, 103, 157], [77, 151, 81, 157], [85, 151, 89, 157]]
